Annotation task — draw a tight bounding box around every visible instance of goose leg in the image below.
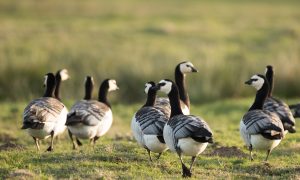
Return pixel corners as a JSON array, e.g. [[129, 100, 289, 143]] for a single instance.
[[146, 148, 153, 162], [33, 137, 40, 151], [157, 153, 162, 160], [68, 129, 78, 150], [189, 156, 197, 172], [76, 138, 82, 146], [249, 144, 254, 161], [177, 151, 191, 177], [46, 131, 54, 152], [265, 149, 271, 162]]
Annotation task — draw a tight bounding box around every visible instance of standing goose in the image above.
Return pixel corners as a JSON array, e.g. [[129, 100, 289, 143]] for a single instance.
[[66, 76, 94, 149], [155, 79, 213, 178], [131, 82, 168, 161], [263, 65, 296, 133], [155, 61, 198, 116], [66, 79, 118, 148], [22, 73, 68, 151], [54, 69, 70, 101], [240, 74, 284, 161]]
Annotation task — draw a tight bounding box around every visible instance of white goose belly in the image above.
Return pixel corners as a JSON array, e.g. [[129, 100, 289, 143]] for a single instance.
[[97, 110, 113, 137], [53, 107, 68, 136], [250, 134, 281, 151], [27, 122, 55, 139], [144, 135, 168, 153], [163, 124, 176, 152], [131, 116, 144, 147], [178, 138, 208, 156], [68, 124, 99, 139]]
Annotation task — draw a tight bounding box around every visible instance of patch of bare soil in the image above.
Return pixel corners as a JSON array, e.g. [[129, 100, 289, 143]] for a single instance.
[[0, 142, 25, 151], [0, 133, 17, 142], [7, 169, 36, 180], [209, 146, 247, 158]]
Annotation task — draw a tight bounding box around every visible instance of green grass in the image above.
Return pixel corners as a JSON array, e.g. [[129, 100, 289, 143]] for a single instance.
[[0, 0, 300, 102], [0, 99, 300, 179]]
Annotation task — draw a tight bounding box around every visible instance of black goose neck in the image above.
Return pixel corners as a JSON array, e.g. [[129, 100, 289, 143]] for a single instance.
[[175, 66, 190, 108], [84, 80, 93, 100], [168, 84, 183, 117], [54, 73, 61, 100], [98, 81, 111, 108], [143, 89, 157, 107], [266, 68, 274, 97], [249, 81, 269, 111], [43, 79, 56, 98]]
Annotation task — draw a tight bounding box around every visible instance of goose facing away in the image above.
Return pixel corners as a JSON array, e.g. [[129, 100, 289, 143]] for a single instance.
[[66, 78, 118, 148], [263, 65, 296, 133], [240, 74, 284, 161], [54, 69, 70, 101], [131, 82, 168, 161], [155, 61, 198, 116], [67, 76, 94, 149], [155, 79, 213, 178], [22, 73, 68, 151]]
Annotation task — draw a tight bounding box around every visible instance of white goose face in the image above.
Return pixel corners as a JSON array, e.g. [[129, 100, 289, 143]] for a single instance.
[[144, 83, 153, 94], [247, 75, 265, 90], [157, 80, 172, 94], [108, 79, 119, 92], [60, 69, 70, 81], [179, 62, 197, 73]]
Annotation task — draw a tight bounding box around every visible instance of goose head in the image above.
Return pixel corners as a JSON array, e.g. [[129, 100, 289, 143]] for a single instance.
[[245, 74, 265, 90], [108, 79, 119, 92], [144, 81, 156, 94], [57, 69, 70, 81], [154, 79, 174, 94], [85, 76, 94, 87], [178, 61, 198, 74]]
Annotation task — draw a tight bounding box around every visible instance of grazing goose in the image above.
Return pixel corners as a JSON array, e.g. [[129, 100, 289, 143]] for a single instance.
[[155, 61, 198, 116], [54, 69, 70, 101], [66, 76, 94, 149], [240, 74, 284, 161], [263, 65, 296, 134], [131, 82, 168, 161], [155, 79, 213, 177], [289, 104, 300, 118], [22, 73, 68, 151], [66, 79, 118, 148]]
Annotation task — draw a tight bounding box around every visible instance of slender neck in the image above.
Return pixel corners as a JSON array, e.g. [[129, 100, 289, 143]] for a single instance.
[[98, 84, 110, 108], [43, 84, 56, 98], [168, 84, 184, 117], [84, 82, 93, 100], [54, 74, 61, 100], [175, 67, 190, 108], [143, 89, 157, 107], [249, 82, 269, 111], [266, 71, 274, 97]]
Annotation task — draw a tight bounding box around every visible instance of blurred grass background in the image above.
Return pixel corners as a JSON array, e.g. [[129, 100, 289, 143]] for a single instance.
[[0, 0, 299, 103]]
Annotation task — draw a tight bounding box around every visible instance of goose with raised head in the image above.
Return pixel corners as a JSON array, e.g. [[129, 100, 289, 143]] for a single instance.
[[22, 73, 68, 151], [155, 79, 213, 178], [131, 82, 168, 161], [54, 69, 70, 101], [240, 74, 284, 161], [66, 78, 118, 148], [263, 65, 296, 134], [155, 61, 198, 116], [66, 76, 94, 149]]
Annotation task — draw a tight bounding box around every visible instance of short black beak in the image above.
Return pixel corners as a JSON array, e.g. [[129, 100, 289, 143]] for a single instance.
[[288, 126, 296, 133], [152, 84, 161, 91], [191, 67, 198, 73], [245, 79, 252, 85]]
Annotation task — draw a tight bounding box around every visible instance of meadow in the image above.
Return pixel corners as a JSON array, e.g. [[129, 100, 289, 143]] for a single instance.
[[0, 0, 300, 179]]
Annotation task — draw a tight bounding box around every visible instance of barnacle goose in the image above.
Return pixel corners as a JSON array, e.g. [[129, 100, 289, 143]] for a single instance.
[[131, 82, 168, 161], [155, 79, 213, 177], [155, 61, 198, 116], [66, 78, 118, 148], [289, 104, 300, 118], [66, 76, 94, 149], [54, 69, 70, 101], [263, 65, 296, 134], [240, 74, 284, 161], [22, 73, 68, 151]]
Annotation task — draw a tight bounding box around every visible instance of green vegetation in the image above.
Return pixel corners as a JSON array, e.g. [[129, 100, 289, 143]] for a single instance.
[[0, 100, 300, 179], [0, 0, 300, 102]]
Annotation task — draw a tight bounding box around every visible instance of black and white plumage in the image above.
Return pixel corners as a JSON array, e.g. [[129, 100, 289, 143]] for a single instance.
[[289, 104, 300, 118], [22, 73, 68, 151], [155, 79, 213, 178], [155, 61, 198, 116], [66, 78, 118, 149], [131, 82, 168, 161], [54, 69, 70, 101], [240, 74, 284, 161], [263, 65, 296, 133]]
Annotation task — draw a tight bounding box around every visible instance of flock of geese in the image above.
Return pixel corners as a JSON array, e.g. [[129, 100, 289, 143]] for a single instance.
[[22, 62, 299, 177]]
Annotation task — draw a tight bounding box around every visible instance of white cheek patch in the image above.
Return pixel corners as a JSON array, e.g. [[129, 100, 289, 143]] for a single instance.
[[179, 62, 195, 73], [60, 69, 69, 81], [144, 83, 152, 94], [251, 75, 264, 90], [159, 80, 172, 94], [108, 80, 119, 92]]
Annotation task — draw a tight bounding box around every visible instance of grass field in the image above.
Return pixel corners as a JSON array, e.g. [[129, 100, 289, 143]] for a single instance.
[[0, 99, 299, 179]]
